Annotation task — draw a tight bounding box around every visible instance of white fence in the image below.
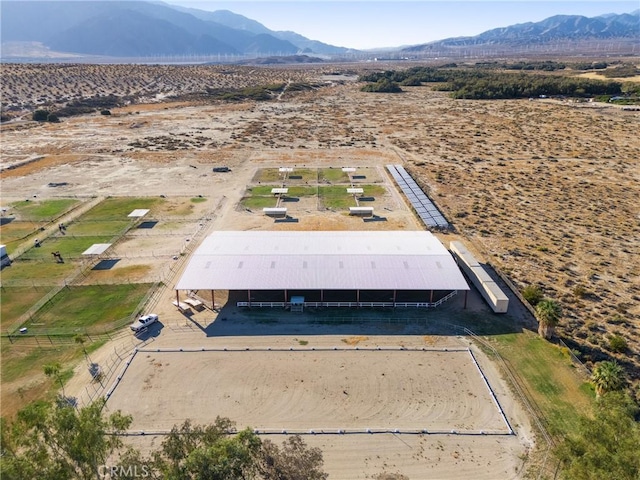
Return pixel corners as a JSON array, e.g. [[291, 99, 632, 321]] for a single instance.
[[237, 291, 458, 309]]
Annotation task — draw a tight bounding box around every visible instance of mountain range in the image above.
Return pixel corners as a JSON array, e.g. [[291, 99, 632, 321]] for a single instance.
[[404, 10, 639, 53], [0, 1, 351, 58], [0, 1, 638, 59]]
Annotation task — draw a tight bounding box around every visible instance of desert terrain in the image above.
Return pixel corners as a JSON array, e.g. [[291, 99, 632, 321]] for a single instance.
[[1, 62, 638, 477]]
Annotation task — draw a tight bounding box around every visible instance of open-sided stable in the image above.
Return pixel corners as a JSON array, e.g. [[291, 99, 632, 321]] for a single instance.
[[175, 231, 469, 309]]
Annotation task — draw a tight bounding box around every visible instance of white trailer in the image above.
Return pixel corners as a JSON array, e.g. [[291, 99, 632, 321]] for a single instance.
[[450, 241, 508, 313]]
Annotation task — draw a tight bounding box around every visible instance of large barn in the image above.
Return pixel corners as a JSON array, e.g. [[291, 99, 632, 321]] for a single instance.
[[175, 231, 470, 309]]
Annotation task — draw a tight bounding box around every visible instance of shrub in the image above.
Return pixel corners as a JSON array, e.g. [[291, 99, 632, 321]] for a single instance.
[[522, 284, 543, 306], [608, 314, 625, 325], [32, 109, 50, 121], [608, 335, 628, 353], [47, 113, 60, 123], [572, 285, 587, 298], [100, 109, 111, 115], [361, 78, 402, 93]]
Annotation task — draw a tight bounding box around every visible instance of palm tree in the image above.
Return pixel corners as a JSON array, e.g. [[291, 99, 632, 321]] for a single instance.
[[535, 298, 562, 339], [591, 360, 627, 398]]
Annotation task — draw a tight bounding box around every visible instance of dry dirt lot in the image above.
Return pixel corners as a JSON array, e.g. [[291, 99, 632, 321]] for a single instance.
[[109, 348, 508, 433], [1, 62, 638, 477]]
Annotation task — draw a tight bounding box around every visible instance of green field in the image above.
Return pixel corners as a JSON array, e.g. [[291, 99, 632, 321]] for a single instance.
[[490, 332, 594, 436], [22, 283, 153, 332], [0, 260, 77, 285], [65, 220, 130, 236], [246, 186, 281, 196], [452, 310, 595, 439], [241, 185, 319, 210], [0, 336, 101, 416], [240, 196, 278, 209], [0, 221, 44, 253], [82, 197, 162, 220], [9, 199, 80, 221], [0, 286, 53, 331], [318, 168, 349, 183], [319, 185, 386, 209], [286, 186, 317, 197], [247, 186, 316, 197], [19, 235, 113, 261], [1, 196, 173, 417]]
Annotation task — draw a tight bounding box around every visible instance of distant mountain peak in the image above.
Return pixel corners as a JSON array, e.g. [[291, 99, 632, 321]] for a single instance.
[[402, 11, 639, 55], [0, 0, 347, 59]]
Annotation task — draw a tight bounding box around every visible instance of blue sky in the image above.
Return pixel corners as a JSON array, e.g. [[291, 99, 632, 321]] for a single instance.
[[168, 1, 638, 49]]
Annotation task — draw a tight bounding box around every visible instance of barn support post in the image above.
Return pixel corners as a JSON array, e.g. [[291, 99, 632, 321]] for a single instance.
[[248, 289, 251, 308], [176, 290, 179, 305], [430, 290, 434, 303], [357, 289, 360, 307], [284, 289, 288, 303], [211, 290, 215, 309], [321, 289, 324, 303], [393, 290, 397, 308], [464, 290, 468, 309]]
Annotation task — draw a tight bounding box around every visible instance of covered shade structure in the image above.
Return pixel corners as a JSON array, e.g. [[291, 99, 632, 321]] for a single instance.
[[175, 231, 469, 309]]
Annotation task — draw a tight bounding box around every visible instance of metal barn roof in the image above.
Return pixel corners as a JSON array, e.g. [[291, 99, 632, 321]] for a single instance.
[[175, 231, 469, 292]]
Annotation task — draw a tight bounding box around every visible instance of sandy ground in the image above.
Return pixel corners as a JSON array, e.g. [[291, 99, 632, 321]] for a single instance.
[[109, 348, 508, 433], [83, 326, 531, 480]]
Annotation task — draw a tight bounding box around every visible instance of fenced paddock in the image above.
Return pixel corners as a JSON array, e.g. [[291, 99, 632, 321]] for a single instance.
[[106, 347, 512, 435]]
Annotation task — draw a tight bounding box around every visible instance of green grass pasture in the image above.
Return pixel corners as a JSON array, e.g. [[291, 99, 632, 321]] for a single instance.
[[319, 168, 349, 183], [0, 221, 43, 253], [65, 220, 130, 236], [240, 197, 278, 210], [22, 283, 153, 332], [0, 260, 77, 285], [489, 331, 594, 436], [286, 186, 316, 197], [319, 185, 386, 210], [9, 199, 79, 221], [19, 236, 113, 261], [0, 286, 53, 331], [82, 197, 162, 220]]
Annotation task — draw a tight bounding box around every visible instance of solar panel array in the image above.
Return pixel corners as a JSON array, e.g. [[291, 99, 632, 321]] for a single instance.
[[387, 165, 449, 228]]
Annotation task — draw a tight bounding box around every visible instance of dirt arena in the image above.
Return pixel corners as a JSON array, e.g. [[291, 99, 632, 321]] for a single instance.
[[93, 321, 531, 479], [107, 348, 509, 434]]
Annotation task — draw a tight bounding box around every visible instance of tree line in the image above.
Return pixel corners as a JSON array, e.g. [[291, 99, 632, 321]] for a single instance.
[[1, 399, 328, 480], [359, 66, 624, 99], [2, 390, 638, 480]]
